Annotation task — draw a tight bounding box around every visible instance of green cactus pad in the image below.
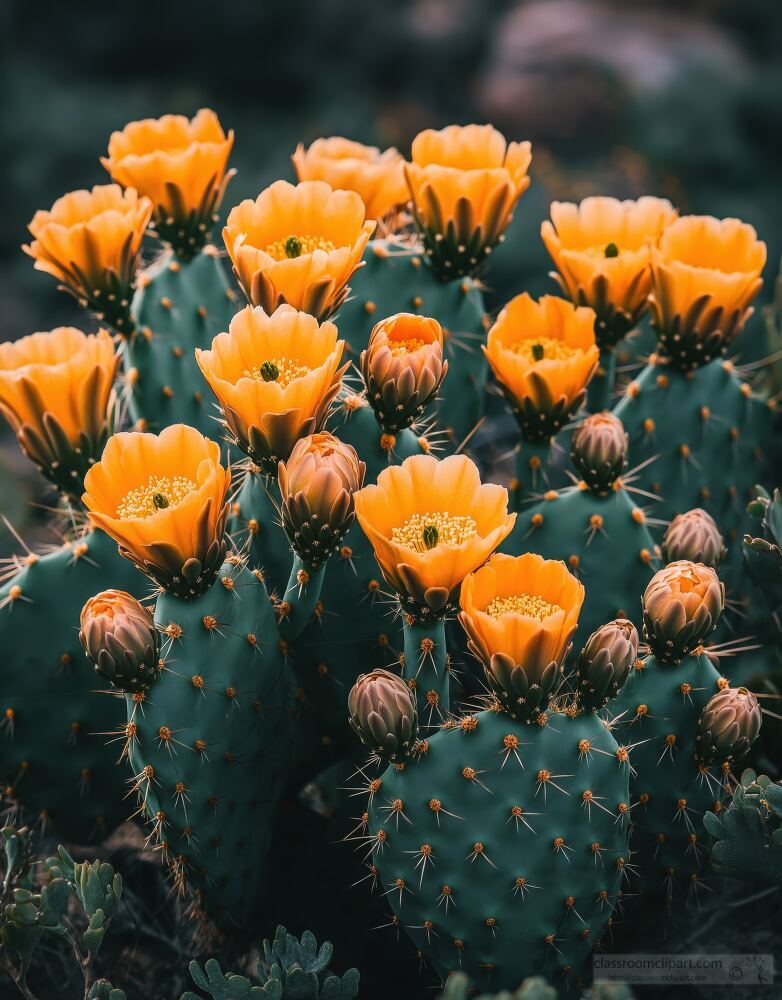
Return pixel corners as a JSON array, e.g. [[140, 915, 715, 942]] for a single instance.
[[611, 651, 725, 903], [363, 706, 630, 991], [126, 559, 292, 927], [126, 248, 238, 439], [335, 241, 487, 449], [503, 485, 658, 652], [0, 527, 145, 842], [704, 769, 782, 885]]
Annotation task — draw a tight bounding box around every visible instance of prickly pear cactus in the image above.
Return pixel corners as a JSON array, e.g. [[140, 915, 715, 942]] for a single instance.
[[504, 412, 659, 653], [125, 558, 292, 928], [613, 359, 774, 657], [612, 650, 725, 903], [0, 527, 144, 842], [335, 242, 487, 447], [362, 705, 629, 992], [704, 769, 782, 885], [126, 247, 238, 438], [440, 970, 557, 1000]]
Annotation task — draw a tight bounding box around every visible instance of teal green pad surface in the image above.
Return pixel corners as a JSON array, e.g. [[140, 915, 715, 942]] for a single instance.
[[335, 240, 487, 448], [503, 485, 657, 652], [126, 560, 292, 928], [366, 707, 630, 992], [0, 528, 146, 842], [611, 652, 725, 902], [127, 249, 238, 440]]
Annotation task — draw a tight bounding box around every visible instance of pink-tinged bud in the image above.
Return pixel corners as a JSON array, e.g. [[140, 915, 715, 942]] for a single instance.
[[576, 619, 638, 711], [79, 590, 160, 692], [360, 313, 447, 432], [278, 432, 365, 568], [662, 508, 726, 568], [571, 413, 628, 492], [695, 686, 762, 767], [348, 669, 418, 761], [642, 560, 724, 663]]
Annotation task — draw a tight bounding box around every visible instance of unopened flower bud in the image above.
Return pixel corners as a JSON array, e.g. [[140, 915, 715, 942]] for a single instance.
[[360, 313, 447, 433], [348, 669, 418, 762], [642, 560, 724, 663], [662, 509, 726, 568], [79, 590, 160, 692], [695, 686, 762, 767], [576, 619, 638, 711], [278, 432, 365, 568], [571, 413, 627, 492]]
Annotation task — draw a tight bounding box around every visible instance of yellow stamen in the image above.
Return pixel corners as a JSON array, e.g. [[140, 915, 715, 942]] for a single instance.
[[263, 234, 336, 261], [243, 357, 311, 387], [486, 593, 563, 620], [389, 337, 427, 357], [510, 337, 582, 363], [116, 475, 197, 520], [391, 511, 477, 552]]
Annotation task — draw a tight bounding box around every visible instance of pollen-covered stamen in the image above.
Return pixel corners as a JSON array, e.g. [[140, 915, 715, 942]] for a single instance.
[[245, 357, 311, 387], [264, 233, 336, 260], [116, 475, 197, 519], [392, 512, 477, 552], [486, 593, 563, 620], [510, 336, 583, 363], [389, 337, 428, 357]]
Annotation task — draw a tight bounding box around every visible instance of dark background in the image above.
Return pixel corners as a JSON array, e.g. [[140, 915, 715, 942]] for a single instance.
[[3, 0, 782, 539]]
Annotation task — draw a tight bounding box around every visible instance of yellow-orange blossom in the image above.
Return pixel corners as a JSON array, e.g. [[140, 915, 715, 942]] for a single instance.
[[83, 424, 231, 598], [354, 453, 515, 617]]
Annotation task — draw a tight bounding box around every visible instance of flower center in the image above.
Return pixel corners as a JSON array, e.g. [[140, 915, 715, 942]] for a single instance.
[[511, 337, 582, 363], [264, 234, 336, 261], [391, 511, 477, 552], [485, 593, 563, 620], [116, 475, 197, 520], [244, 357, 312, 387], [389, 337, 428, 357]]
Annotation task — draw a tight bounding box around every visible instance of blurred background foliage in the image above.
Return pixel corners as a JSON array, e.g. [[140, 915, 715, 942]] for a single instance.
[[2, 0, 782, 542]]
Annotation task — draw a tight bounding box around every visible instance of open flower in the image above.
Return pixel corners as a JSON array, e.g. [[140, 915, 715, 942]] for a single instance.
[[278, 432, 365, 568], [102, 108, 234, 259], [83, 424, 231, 599], [650, 215, 766, 369], [354, 453, 515, 619], [405, 124, 532, 280], [541, 196, 678, 349], [223, 180, 375, 320], [484, 293, 598, 440], [360, 313, 447, 432], [195, 304, 346, 473], [24, 185, 152, 335], [459, 553, 584, 721], [0, 327, 119, 498], [642, 560, 724, 662], [293, 137, 407, 225]]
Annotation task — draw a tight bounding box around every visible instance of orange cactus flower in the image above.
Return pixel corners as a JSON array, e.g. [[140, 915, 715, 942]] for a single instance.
[[293, 137, 408, 226], [23, 185, 152, 336], [102, 108, 234, 259], [0, 327, 119, 498], [195, 304, 347, 473], [405, 124, 532, 279], [541, 196, 678, 348], [223, 180, 375, 320], [650, 215, 766, 369], [459, 552, 584, 721], [484, 293, 599, 440], [360, 312, 447, 432], [83, 424, 231, 599], [354, 453, 515, 619]]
